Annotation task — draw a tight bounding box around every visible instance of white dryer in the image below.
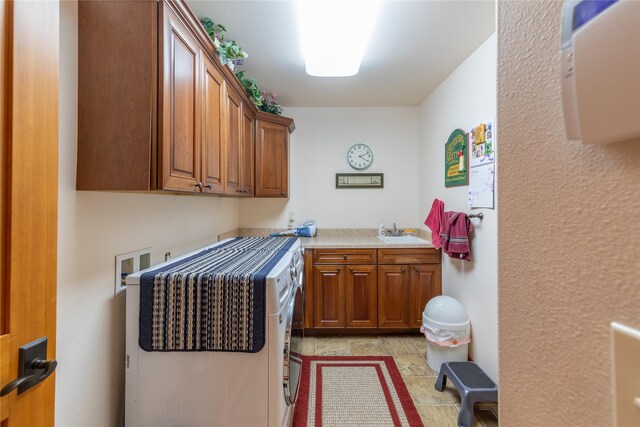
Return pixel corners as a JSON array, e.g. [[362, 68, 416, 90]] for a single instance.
[[125, 238, 304, 426]]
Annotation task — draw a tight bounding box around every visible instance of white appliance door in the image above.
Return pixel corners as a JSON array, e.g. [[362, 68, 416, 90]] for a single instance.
[[283, 286, 303, 405]]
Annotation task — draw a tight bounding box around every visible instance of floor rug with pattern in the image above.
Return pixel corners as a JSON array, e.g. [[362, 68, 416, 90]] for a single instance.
[[292, 356, 424, 427]]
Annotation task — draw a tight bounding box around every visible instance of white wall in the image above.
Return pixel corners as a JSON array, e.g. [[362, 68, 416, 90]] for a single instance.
[[418, 34, 498, 381], [57, 2, 240, 425], [240, 107, 420, 229]]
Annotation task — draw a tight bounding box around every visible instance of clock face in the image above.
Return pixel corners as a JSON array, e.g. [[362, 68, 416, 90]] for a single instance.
[[347, 144, 373, 170]]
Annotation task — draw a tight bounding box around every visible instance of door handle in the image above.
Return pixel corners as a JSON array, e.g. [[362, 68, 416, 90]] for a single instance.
[[0, 359, 58, 397]]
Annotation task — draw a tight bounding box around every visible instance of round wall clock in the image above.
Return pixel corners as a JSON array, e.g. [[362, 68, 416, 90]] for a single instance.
[[347, 143, 374, 170]]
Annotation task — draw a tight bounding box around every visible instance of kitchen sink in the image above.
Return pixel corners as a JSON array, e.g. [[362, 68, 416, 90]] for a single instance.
[[377, 235, 427, 244]]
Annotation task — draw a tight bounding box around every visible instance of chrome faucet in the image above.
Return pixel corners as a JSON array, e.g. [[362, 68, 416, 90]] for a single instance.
[[388, 223, 403, 237]]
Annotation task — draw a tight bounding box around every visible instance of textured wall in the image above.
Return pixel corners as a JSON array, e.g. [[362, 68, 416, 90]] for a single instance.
[[57, 2, 240, 425], [418, 34, 498, 382], [240, 107, 420, 230], [497, 1, 640, 426]]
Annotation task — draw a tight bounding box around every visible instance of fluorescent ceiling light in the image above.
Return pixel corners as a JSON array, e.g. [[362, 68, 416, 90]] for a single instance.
[[296, 0, 382, 77]]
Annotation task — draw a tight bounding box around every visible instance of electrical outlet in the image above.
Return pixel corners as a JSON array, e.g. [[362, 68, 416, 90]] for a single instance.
[[115, 247, 152, 296]]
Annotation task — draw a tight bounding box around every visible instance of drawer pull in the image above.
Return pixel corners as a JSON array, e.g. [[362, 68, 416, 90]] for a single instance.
[[343, 255, 347, 260], [337, 268, 341, 272]]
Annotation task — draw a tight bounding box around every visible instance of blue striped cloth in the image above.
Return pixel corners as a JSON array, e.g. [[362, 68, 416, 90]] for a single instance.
[[139, 237, 297, 353]]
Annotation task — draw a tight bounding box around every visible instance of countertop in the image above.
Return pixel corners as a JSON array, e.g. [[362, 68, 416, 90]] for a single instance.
[[298, 235, 434, 249]]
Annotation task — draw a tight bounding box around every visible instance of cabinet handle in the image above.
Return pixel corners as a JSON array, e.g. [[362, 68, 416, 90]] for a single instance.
[[337, 268, 341, 272], [194, 182, 203, 191], [414, 266, 419, 272], [242, 188, 248, 193], [343, 254, 347, 260], [280, 192, 286, 197], [401, 267, 407, 273], [349, 267, 353, 272], [237, 188, 244, 193], [204, 184, 212, 190]]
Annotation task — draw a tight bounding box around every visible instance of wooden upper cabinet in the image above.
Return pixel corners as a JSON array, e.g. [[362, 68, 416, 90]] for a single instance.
[[378, 265, 411, 328], [224, 85, 243, 195], [77, 0, 158, 191], [255, 119, 289, 197], [159, 4, 201, 192], [345, 265, 377, 328], [200, 54, 225, 194], [313, 265, 346, 328], [76, 0, 294, 196], [240, 106, 255, 196]]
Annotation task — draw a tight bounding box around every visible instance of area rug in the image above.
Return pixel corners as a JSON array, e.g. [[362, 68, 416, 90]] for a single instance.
[[293, 356, 424, 427]]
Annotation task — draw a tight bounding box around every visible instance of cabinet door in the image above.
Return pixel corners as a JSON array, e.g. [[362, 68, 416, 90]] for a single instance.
[[313, 265, 346, 328], [378, 265, 410, 328], [223, 85, 242, 195], [255, 119, 288, 197], [345, 265, 377, 328], [240, 105, 254, 196], [160, 5, 200, 192], [409, 264, 442, 328], [200, 54, 224, 194]]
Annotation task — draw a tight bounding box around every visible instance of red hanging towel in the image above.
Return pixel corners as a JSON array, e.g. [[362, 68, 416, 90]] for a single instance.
[[440, 211, 473, 261], [424, 199, 445, 249]]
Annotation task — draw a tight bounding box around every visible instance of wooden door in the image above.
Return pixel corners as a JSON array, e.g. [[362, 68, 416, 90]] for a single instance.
[[409, 264, 442, 328], [223, 85, 242, 195], [255, 120, 288, 197], [240, 105, 254, 196], [160, 4, 201, 192], [1, 1, 59, 424], [378, 265, 411, 328], [313, 266, 346, 328], [345, 265, 377, 328], [200, 54, 224, 194]]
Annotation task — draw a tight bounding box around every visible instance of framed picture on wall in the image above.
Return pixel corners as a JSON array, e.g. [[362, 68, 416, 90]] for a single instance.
[[335, 173, 384, 189]]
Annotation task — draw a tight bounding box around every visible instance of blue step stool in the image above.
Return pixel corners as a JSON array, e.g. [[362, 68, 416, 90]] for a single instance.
[[434, 361, 498, 427]]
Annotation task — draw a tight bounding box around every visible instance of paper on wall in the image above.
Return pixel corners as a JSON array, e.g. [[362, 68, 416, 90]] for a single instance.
[[468, 163, 494, 208], [469, 121, 495, 168]]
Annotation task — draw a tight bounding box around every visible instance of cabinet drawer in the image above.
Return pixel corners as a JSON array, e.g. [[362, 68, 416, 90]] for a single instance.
[[378, 248, 440, 264], [313, 249, 377, 265]]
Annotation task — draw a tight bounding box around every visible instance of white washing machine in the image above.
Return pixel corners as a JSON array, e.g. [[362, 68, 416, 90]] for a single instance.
[[125, 238, 304, 426]]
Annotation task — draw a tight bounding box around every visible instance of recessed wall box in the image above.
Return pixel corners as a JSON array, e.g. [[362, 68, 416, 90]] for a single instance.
[[115, 248, 152, 296], [560, 0, 640, 144]]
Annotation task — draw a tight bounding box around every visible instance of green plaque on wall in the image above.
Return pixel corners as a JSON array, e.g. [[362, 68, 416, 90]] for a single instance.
[[444, 129, 468, 187]]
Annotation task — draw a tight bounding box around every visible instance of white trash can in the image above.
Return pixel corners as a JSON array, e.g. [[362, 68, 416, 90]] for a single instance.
[[420, 296, 470, 373]]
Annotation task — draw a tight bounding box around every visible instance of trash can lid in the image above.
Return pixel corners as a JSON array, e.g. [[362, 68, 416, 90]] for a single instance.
[[423, 296, 469, 326]]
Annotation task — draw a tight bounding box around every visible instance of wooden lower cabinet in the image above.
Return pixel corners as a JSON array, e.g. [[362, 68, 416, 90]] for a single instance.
[[305, 248, 442, 332], [378, 264, 442, 329], [378, 265, 411, 328], [345, 265, 377, 328], [409, 264, 442, 328], [313, 265, 346, 328]]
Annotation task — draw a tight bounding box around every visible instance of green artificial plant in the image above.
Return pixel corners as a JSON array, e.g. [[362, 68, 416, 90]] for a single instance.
[[200, 17, 248, 67], [259, 92, 283, 116], [234, 70, 264, 107]]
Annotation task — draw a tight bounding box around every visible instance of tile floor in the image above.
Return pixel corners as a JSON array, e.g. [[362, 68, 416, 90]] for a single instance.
[[301, 335, 498, 427]]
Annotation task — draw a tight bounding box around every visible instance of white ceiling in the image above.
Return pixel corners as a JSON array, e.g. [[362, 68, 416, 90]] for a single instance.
[[187, 1, 495, 107]]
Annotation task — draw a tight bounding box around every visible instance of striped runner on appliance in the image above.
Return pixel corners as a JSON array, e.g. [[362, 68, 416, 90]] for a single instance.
[[139, 237, 297, 353]]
